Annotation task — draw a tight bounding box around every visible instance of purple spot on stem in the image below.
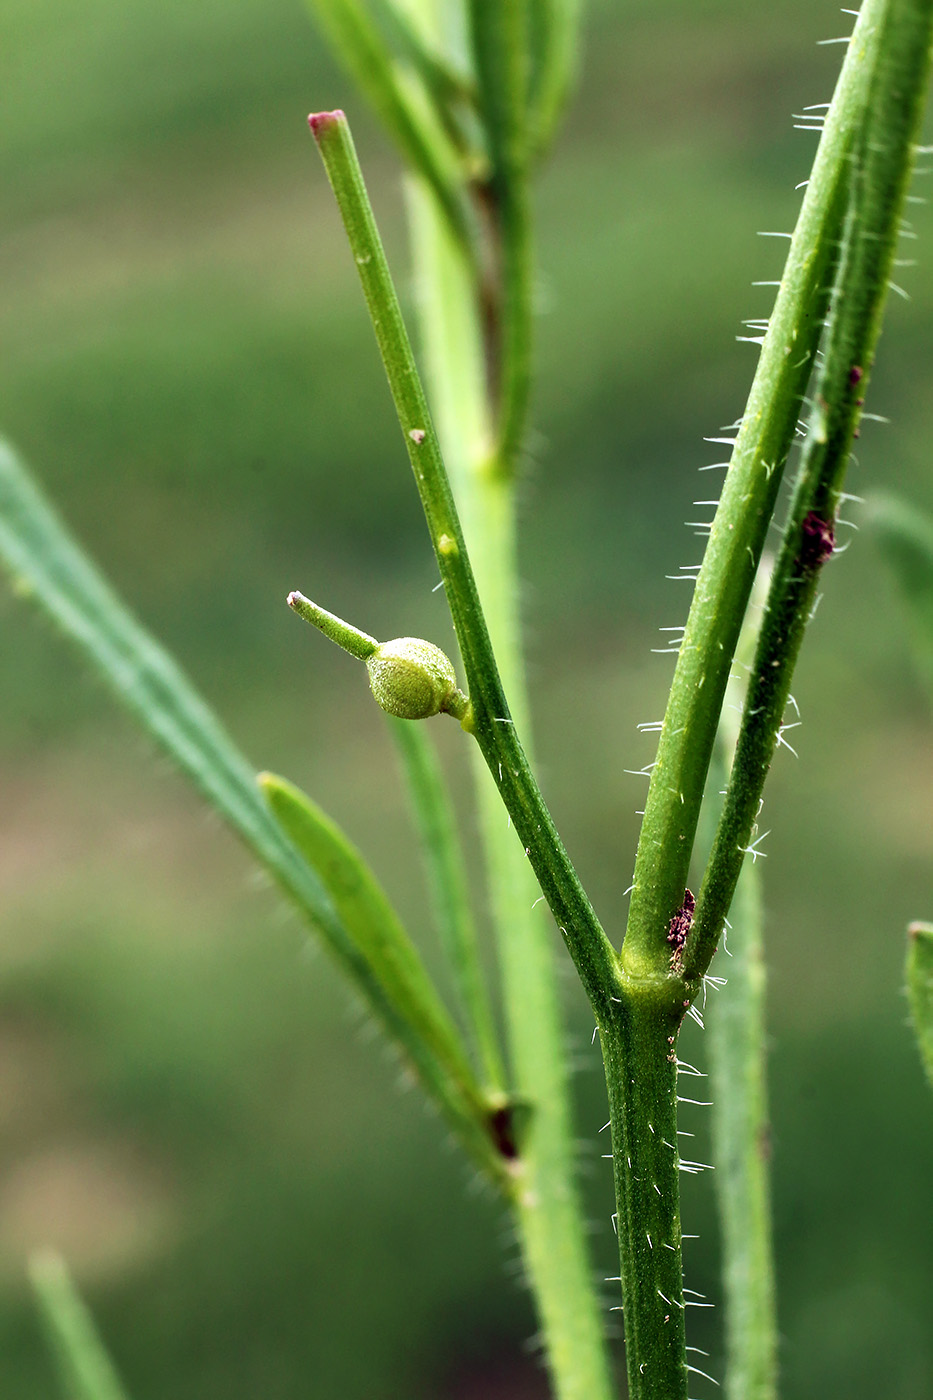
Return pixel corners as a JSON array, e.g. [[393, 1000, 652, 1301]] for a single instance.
[[667, 889, 695, 962], [799, 510, 835, 569]]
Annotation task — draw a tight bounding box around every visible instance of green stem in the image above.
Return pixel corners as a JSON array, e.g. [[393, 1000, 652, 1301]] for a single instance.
[[388, 716, 506, 1092], [622, 0, 897, 984], [309, 109, 619, 1020], [407, 172, 615, 1400], [601, 997, 687, 1400], [688, 0, 933, 983]]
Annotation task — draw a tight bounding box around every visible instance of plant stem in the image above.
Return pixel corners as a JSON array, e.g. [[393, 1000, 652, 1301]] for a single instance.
[[408, 172, 615, 1400], [601, 998, 687, 1400], [622, 0, 896, 984], [309, 109, 619, 1019], [688, 0, 933, 983]]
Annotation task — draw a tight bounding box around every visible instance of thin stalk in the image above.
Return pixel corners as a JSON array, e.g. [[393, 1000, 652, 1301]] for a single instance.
[[407, 172, 615, 1400], [309, 110, 620, 1020], [623, 0, 898, 984], [688, 0, 933, 983], [388, 716, 506, 1092]]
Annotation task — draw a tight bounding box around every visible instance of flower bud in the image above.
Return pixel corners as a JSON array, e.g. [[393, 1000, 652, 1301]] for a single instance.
[[366, 637, 460, 720]]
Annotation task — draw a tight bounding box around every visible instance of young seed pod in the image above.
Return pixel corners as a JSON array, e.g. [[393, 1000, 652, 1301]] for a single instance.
[[365, 637, 459, 719]]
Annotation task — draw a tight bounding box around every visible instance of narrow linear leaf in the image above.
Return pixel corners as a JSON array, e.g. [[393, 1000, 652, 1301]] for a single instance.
[[388, 716, 506, 1091], [0, 441, 332, 925], [0, 440, 505, 1180], [307, 0, 474, 254], [702, 563, 778, 1400], [367, 0, 474, 112], [29, 1252, 130, 1400], [260, 771, 514, 1177], [466, 0, 527, 179], [868, 492, 933, 698], [907, 922, 933, 1090], [465, 0, 533, 470], [709, 863, 777, 1400], [527, 0, 581, 155]]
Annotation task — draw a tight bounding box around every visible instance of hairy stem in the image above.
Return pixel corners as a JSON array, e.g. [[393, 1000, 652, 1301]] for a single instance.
[[688, 0, 933, 981], [622, 0, 904, 984], [601, 995, 687, 1400]]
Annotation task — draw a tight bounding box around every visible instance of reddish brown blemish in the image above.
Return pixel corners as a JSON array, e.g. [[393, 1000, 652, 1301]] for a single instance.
[[849, 364, 864, 386], [489, 1105, 519, 1160], [799, 510, 835, 569], [667, 889, 695, 957]]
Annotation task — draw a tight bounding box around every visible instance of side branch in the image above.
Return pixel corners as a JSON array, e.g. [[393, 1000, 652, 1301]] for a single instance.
[[687, 0, 933, 984], [308, 110, 621, 1018]]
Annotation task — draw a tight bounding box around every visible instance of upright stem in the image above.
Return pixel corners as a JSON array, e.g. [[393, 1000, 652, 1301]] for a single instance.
[[601, 994, 687, 1400], [310, 109, 618, 1015], [689, 0, 933, 981], [408, 173, 615, 1400]]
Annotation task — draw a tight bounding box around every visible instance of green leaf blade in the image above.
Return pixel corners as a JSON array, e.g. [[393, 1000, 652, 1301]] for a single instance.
[[388, 717, 506, 1091], [30, 1252, 131, 1400], [259, 771, 511, 1181], [307, 0, 474, 254], [0, 439, 506, 1180]]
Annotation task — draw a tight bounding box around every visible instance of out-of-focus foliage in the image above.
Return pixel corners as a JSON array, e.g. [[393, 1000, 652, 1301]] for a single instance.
[[0, 1, 931, 1396]]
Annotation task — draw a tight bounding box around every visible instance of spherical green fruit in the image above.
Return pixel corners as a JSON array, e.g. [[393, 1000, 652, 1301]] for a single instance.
[[366, 637, 459, 719]]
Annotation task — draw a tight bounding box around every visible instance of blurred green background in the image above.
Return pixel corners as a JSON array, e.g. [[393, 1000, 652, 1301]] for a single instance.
[[1, 0, 932, 1395]]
